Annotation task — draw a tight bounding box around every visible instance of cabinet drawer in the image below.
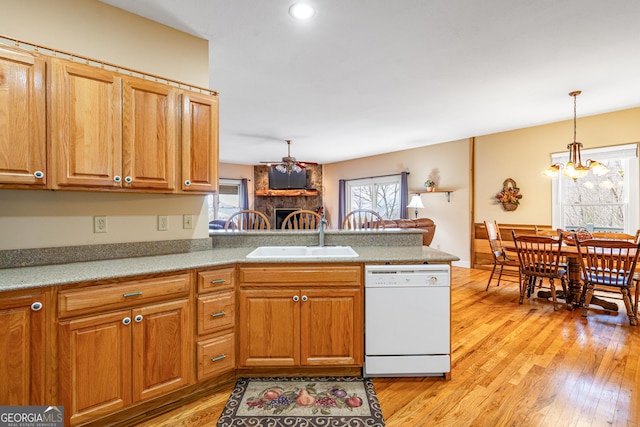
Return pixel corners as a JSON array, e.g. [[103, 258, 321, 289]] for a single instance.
[[58, 273, 190, 318], [198, 291, 235, 335], [239, 265, 361, 286], [198, 268, 235, 293], [197, 333, 235, 380]]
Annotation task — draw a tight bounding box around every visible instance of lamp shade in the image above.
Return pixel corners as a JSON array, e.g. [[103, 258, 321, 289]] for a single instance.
[[407, 194, 424, 209]]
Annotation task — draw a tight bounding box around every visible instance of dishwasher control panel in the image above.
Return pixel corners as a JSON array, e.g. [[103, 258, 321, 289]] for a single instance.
[[364, 264, 450, 287]]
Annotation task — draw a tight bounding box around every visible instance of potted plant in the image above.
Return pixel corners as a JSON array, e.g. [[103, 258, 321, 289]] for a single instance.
[[424, 179, 436, 192]]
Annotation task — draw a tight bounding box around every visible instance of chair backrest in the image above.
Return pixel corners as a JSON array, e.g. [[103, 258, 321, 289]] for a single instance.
[[342, 209, 385, 230], [484, 220, 507, 261], [591, 231, 638, 242], [281, 210, 322, 230], [224, 210, 270, 230], [511, 230, 565, 277], [575, 238, 640, 288]]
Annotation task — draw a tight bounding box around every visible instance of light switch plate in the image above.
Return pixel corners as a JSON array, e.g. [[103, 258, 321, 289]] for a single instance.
[[183, 214, 193, 229]]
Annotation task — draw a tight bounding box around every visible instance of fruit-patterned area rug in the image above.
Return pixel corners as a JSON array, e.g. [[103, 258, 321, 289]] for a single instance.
[[216, 376, 385, 427]]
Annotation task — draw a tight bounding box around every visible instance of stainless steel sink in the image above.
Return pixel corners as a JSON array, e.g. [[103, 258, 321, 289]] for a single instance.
[[246, 245, 359, 259]]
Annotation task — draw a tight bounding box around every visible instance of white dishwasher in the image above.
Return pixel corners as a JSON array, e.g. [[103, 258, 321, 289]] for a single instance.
[[364, 264, 451, 378]]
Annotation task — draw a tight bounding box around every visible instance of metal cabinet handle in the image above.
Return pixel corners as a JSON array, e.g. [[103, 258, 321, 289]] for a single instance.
[[33, 171, 44, 179], [124, 176, 133, 183], [301, 295, 308, 302], [123, 292, 142, 297], [31, 302, 43, 311], [122, 317, 131, 325], [293, 295, 299, 302], [210, 279, 226, 284], [210, 354, 226, 362], [210, 311, 226, 318], [114, 175, 122, 183], [184, 179, 191, 186], [134, 314, 143, 322]]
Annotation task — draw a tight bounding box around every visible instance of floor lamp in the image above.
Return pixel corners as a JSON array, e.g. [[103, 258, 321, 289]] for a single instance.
[[407, 194, 424, 219]]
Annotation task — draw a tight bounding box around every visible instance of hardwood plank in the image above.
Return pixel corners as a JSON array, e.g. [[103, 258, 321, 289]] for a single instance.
[[139, 267, 640, 427]]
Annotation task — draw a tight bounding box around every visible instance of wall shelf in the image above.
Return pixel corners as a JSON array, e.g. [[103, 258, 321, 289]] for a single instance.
[[255, 189, 319, 197], [412, 190, 453, 202]]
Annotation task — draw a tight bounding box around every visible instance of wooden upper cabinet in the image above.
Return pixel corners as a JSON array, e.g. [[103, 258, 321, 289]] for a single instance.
[[50, 58, 123, 189], [181, 91, 219, 193], [0, 46, 47, 187], [122, 78, 177, 191]]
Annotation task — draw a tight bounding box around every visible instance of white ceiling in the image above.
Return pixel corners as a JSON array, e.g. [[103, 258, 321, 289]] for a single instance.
[[102, 0, 640, 165]]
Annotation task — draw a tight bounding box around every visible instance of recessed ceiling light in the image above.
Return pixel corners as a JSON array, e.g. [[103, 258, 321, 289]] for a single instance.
[[289, 2, 315, 20]]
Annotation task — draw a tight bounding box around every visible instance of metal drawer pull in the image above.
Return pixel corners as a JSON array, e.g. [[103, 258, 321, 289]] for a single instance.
[[210, 354, 226, 362], [210, 279, 227, 284], [123, 292, 142, 297], [31, 302, 43, 311], [210, 311, 226, 318]]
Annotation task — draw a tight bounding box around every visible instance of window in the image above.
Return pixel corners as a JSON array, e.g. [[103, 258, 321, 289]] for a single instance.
[[345, 174, 402, 219], [207, 179, 243, 222], [551, 144, 639, 233]]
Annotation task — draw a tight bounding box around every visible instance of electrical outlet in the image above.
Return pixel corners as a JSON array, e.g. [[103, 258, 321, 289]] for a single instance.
[[183, 214, 193, 229], [158, 215, 168, 231], [94, 216, 107, 233]]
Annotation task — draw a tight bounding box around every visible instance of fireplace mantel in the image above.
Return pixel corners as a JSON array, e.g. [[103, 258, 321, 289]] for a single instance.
[[255, 189, 319, 197]]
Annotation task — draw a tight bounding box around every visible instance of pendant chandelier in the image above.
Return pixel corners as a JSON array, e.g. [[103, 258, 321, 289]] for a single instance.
[[545, 91, 608, 181]]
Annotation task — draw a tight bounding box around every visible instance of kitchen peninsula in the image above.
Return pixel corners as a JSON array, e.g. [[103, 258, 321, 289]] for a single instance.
[[0, 228, 457, 426]]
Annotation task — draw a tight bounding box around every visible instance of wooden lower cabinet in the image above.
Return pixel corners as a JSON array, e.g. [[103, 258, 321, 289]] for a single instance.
[[57, 274, 192, 426], [238, 265, 363, 368], [196, 268, 236, 381], [0, 292, 46, 405]]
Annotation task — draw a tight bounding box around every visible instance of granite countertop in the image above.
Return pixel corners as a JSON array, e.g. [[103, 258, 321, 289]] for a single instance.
[[0, 245, 459, 292]]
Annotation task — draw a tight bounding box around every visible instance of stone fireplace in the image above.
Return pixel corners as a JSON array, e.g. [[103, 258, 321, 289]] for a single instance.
[[253, 165, 323, 229]]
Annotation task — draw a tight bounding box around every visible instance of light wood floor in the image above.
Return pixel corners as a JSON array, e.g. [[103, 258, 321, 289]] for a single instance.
[[138, 267, 639, 427]]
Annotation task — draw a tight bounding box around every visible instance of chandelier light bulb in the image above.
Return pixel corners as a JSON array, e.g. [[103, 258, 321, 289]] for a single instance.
[[289, 3, 315, 20]]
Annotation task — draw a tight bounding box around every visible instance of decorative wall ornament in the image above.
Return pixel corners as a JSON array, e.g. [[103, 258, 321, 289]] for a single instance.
[[496, 178, 522, 211]]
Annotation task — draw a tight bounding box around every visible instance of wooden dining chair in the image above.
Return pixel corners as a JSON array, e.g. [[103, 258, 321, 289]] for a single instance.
[[591, 230, 639, 243], [342, 209, 385, 230], [575, 237, 640, 326], [511, 230, 568, 311], [483, 220, 519, 291], [281, 210, 322, 230], [224, 210, 270, 230]]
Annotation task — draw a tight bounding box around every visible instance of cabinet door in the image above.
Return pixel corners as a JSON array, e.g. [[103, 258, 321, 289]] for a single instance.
[[300, 288, 363, 366], [58, 310, 132, 426], [132, 299, 191, 401], [0, 293, 45, 405], [238, 289, 300, 367], [181, 92, 218, 193], [51, 59, 123, 188], [122, 78, 177, 191], [0, 46, 46, 187]]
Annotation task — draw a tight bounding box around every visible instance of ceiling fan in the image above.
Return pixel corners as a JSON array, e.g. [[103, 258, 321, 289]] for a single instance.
[[260, 140, 318, 174]]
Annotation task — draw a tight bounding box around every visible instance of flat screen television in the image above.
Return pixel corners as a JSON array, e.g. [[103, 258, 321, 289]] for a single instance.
[[268, 167, 307, 189]]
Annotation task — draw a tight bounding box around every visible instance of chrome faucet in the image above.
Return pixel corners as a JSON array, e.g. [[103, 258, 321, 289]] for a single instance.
[[318, 210, 328, 247]]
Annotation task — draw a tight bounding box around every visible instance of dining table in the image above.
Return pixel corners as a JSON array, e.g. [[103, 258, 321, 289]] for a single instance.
[[504, 242, 619, 312]]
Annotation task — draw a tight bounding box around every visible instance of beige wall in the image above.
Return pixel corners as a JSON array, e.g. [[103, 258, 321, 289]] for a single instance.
[[0, 0, 209, 87], [323, 139, 471, 267], [475, 107, 640, 224], [0, 0, 211, 250]]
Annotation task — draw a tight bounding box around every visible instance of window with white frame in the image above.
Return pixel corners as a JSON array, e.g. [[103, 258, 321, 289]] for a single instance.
[[207, 179, 242, 222], [551, 143, 639, 233], [346, 175, 402, 219]]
